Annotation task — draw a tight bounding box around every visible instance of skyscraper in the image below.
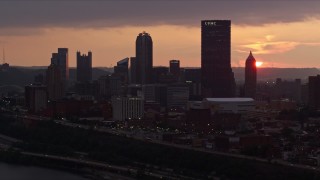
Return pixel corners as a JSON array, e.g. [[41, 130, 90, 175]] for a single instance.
[[51, 48, 69, 81], [46, 64, 65, 101], [130, 57, 137, 84], [136, 31, 153, 84], [309, 75, 320, 110], [201, 20, 235, 98], [77, 51, 92, 82], [244, 51, 257, 98], [114, 57, 129, 84], [169, 60, 180, 80]]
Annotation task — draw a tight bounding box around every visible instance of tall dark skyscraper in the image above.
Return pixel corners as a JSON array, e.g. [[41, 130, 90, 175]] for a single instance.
[[244, 51, 257, 98], [169, 60, 180, 80], [77, 51, 92, 82], [136, 31, 153, 84], [46, 64, 65, 101], [114, 57, 129, 84], [201, 20, 235, 98], [309, 75, 320, 110], [129, 57, 137, 84], [51, 48, 69, 81]]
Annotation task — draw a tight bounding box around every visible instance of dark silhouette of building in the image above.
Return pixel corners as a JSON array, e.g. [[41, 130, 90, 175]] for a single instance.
[[51, 48, 69, 81], [114, 57, 129, 84], [245, 51, 257, 98], [169, 60, 180, 80], [152, 67, 169, 83], [308, 75, 320, 109], [46, 64, 65, 101], [25, 84, 47, 113], [184, 68, 201, 83], [76, 51, 92, 82], [75, 81, 99, 98], [98, 75, 122, 100], [34, 74, 44, 84], [274, 78, 302, 102], [130, 57, 137, 84], [201, 20, 235, 98], [136, 31, 153, 84]]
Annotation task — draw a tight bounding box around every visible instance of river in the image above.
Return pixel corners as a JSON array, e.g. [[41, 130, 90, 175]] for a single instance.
[[0, 163, 90, 180]]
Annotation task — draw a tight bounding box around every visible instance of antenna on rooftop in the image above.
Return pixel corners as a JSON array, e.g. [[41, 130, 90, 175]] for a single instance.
[[2, 47, 5, 64]]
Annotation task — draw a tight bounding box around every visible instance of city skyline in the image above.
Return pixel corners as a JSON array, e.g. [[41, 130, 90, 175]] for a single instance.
[[1, 1, 320, 68]]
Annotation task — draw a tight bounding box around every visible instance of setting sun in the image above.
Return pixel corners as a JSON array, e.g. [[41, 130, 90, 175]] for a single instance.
[[256, 61, 263, 67]]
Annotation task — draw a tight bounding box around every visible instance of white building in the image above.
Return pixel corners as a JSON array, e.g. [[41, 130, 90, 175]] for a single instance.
[[203, 98, 255, 114], [112, 96, 144, 121]]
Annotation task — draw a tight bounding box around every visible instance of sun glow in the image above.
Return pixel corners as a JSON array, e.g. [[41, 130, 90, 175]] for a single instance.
[[256, 61, 263, 67]]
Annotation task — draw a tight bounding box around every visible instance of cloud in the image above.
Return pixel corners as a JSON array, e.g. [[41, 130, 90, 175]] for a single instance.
[[265, 35, 275, 41], [0, 0, 320, 32], [239, 41, 299, 54], [238, 40, 320, 55]]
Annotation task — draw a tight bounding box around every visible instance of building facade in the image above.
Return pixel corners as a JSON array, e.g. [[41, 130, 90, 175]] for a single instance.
[[77, 51, 92, 82], [25, 84, 47, 113], [201, 20, 235, 98], [46, 64, 65, 101], [112, 96, 144, 121], [244, 51, 257, 98], [51, 48, 69, 81], [129, 57, 137, 84], [169, 60, 180, 80], [114, 57, 129, 84], [202, 98, 255, 114], [167, 83, 190, 109], [309, 75, 320, 109], [136, 32, 153, 84]]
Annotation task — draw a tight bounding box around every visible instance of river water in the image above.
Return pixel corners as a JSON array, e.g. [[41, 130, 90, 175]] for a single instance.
[[0, 163, 89, 180]]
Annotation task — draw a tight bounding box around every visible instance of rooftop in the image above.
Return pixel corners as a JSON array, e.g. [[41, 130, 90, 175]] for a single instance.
[[204, 98, 254, 102]]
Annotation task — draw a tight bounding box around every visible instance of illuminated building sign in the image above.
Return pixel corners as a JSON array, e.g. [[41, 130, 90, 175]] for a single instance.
[[205, 21, 216, 26]]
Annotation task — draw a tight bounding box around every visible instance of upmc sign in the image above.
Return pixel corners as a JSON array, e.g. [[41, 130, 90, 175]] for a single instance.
[[204, 21, 216, 26]]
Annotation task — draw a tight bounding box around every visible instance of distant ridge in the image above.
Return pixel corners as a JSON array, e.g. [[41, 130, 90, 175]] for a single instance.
[[1, 67, 319, 88], [232, 67, 320, 82], [183, 67, 320, 82], [0, 67, 111, 87]]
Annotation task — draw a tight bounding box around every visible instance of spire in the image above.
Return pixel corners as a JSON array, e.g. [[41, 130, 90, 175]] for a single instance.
[[246, 50, 255, 62]]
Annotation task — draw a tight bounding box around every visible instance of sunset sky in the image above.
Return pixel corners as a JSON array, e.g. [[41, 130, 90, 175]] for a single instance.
[[1, 0, 320, 68]]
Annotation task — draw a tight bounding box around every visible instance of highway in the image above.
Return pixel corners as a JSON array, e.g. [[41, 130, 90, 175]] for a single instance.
[[54, 119, 320, 173]]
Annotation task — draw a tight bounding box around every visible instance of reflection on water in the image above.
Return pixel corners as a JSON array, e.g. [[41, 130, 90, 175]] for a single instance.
[[0, 163, 89, 180]]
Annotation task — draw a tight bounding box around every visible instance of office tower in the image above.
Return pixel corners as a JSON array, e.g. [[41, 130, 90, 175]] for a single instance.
[[46, 64, 65, 101], [51, 48, 69, 81], [244, 51, 257, 98], [201, 20, 235, 98], [98, 75, 122, 99], [76, 51, 92, 82], [308, 75, 320, 109], [112, 96, 144, 121], [142, 84, 167, 107], [114, 57, 129, 84], [25, 84, 47, 113], [136, 31, 153, 84], [167, 83, 189, 109], [130, 57, 137, 84], [169, 60, 180, 80]]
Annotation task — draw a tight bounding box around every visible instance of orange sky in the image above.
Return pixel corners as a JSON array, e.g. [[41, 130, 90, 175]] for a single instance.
[[1, 1, 320, 68]]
